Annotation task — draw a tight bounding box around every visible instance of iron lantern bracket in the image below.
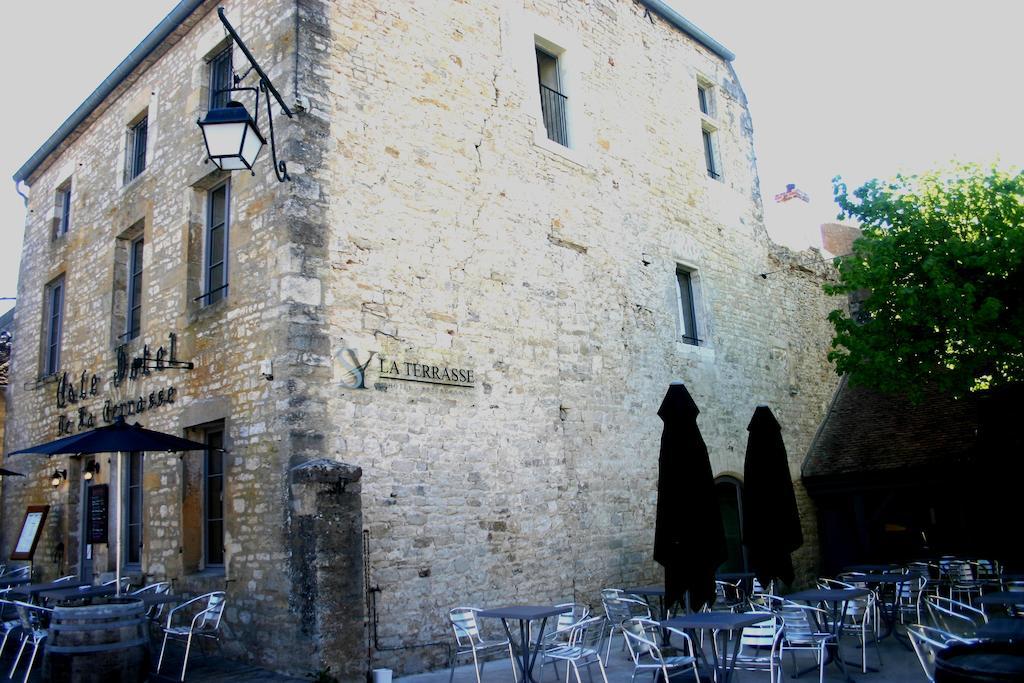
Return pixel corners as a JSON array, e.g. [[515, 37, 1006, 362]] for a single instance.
[[215, 7, 294, 182]]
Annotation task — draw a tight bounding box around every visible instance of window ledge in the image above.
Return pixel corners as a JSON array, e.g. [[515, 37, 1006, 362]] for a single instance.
[[676, 341, 715, 361], [121, 170, 148, 192], [185, 567, 225, 579], [532, 130, 588, 168], [188, 296, 228, 326]]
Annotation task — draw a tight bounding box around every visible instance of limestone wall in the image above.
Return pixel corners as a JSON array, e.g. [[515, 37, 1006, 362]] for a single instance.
[[2, 0, 311, 672], [3, 0, 841, 677], [308, 0, 841, 672]]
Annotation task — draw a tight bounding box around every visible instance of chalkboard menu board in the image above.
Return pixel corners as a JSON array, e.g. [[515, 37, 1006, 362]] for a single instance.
[[87, 485, 108, 544], [10, 505, 49, 560]]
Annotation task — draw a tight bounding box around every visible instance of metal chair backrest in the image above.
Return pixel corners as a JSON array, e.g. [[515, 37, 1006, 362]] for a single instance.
[[131, 581, 171, 596], [925, 595, 986, 635], [621, 618, 661, 662], [779, 601, 828, 644], [603, 595, 649, 624], [739, 611, 780, 649], [195, 592, 226, 632], [449, 607, 484, 646], [553, 602, 589, 633], [570, 616, 606, 650], [749, 592, 784, 611], [906, 624, 973, 683], [1, 566, 30, 580]]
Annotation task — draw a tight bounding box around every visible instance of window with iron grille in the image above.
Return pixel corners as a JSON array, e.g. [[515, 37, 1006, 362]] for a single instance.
[[55, 180, 72, 238], [676, 268, 700, 346], [536, 47, 569, 147], [204, 428, 225, 567], [126, 237, 144, 340], [43, 275, 65, 375], [126, 115, 148, 182], [208, 47, 233, 111], [201, 182, 230, 305], [125, 452, 143, 566]]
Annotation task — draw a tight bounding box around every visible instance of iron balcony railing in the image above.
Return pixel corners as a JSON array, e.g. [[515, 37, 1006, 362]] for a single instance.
[[539, 84, 569, 147]]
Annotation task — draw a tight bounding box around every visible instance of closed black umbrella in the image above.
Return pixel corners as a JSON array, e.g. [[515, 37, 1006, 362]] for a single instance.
[[654, 382, 726, 611], [0, 468, 25, 477], [10, 417, 210, 593], [742, 406, 803, 587]]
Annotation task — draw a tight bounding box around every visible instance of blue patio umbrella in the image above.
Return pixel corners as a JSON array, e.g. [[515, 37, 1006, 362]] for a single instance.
[[9, 417, 210, 594]]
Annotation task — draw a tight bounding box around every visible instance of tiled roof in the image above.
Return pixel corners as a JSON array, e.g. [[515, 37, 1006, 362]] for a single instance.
[[801, 376, 980, 480]]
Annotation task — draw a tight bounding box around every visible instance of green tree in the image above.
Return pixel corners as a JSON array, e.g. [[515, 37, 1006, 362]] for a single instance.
[[826, 163, 1024, 398]]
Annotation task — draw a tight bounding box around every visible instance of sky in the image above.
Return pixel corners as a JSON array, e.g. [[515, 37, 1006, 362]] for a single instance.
[[2, 1, 1023, 318]]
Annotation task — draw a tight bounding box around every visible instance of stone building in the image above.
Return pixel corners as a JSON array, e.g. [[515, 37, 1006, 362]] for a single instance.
[[3, 0, 840, 677]]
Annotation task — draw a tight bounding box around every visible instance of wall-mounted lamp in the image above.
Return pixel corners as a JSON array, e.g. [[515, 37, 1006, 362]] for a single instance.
[[197, 8, 294, 182], [50, 469, 68, 487], [83, 461, 101, 481]]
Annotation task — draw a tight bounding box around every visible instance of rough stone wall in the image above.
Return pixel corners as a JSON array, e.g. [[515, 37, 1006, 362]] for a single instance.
[[312, 0, 841, 673], [2, 0, 843, 678], [1, 0, 318, 674]]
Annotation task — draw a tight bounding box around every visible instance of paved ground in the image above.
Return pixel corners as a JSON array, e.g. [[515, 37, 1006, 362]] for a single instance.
[[0, 637, 305, 682], [0, 624, 924, 682], [396, 628, 926, 683]]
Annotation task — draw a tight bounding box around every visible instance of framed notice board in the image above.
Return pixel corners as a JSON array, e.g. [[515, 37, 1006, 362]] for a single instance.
[[87, 485, 109, 545], [10, 505, 49, 561]]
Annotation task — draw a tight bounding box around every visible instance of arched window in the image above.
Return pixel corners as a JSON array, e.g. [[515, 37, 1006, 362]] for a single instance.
[[715, 475, 747, 572]]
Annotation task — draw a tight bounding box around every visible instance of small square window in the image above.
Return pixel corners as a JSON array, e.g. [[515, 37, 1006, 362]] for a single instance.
[[676, 268, 701, 346], [125, 115, 148, 183]]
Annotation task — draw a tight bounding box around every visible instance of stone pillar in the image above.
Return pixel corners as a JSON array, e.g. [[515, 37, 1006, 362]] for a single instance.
[[289, 459, 366, 682]]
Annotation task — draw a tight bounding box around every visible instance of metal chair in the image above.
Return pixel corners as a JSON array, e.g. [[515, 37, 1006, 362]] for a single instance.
[[723, 610, 783, 683], [0, 566, 31, 582], [906, 624, 975, 683], [8, 600, 52, 683], [777, 601, 834, 683], [446, 607, 517, 683], [541, 616, 609, 683], [102, 576, 133, 593], [131, 580, 172, 621], [537, 603, 589, 681], [898, 567, 931, 624], [0, 592, 23, 661], [157, 591, 226, 682], [925, 594, 987, 637], [713, 579, 745, 612], [621, 617, 700, 683], [601, 593, 650, 664], [820, 576, 881, 672]]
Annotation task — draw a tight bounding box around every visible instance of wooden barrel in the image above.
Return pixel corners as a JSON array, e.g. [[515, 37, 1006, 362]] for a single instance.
[[42, 597, 150, 683]]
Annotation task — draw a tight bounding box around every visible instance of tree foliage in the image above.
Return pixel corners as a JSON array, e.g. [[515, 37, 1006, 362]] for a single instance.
[[825, 163, 1024, 399]]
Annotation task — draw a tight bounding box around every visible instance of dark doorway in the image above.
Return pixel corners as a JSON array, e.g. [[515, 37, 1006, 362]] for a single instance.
[[715, 476, 747, 572]]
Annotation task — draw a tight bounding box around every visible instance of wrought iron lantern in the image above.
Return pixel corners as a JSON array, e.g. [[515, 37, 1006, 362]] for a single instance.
[[197, 8, 294, 182], [198, 101, 266, 172], [83, 460, 101, 481], [50, 469, 67, 487]]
